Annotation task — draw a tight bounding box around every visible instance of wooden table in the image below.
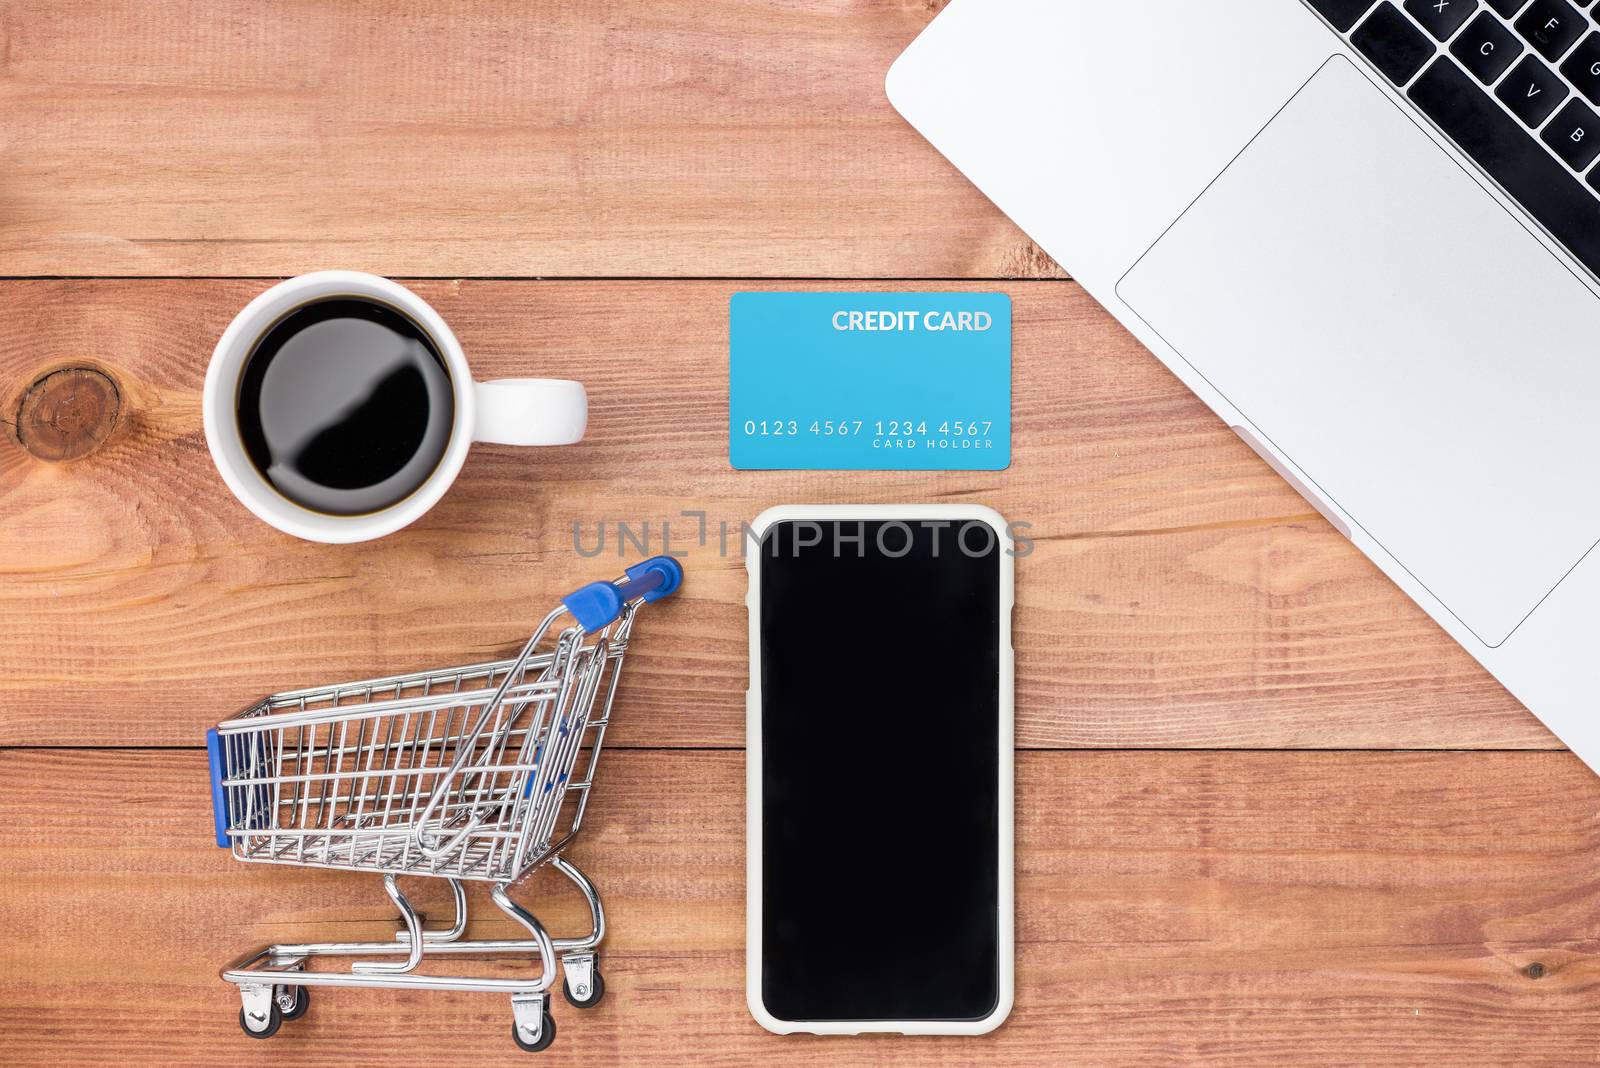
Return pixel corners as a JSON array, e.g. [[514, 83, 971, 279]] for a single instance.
[[2, 3, 1595, 1064]]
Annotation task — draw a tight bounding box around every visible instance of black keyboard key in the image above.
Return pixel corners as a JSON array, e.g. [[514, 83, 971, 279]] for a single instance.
[[1495, 54, 1569, 122], [1307, 0, 1379, 30], [1559, 32, 1600, 100], [1452, 11, 1525, 79], [1516, 0, 1585, 58], [1486, 0, 1528, 13], [1409, 58, 1600, 276], [1587, 163, 1600, 192], [1353, 4, 1437, 84], [1406, 0, 1479, 39], [1541, 97, 1600, 165]]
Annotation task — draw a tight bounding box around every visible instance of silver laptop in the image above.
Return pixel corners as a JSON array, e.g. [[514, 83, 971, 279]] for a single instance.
[[888, 0, 1600, 768]]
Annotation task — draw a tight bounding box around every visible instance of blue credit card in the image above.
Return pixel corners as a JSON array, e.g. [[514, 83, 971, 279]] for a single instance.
[[729, 292, 1011, 470]]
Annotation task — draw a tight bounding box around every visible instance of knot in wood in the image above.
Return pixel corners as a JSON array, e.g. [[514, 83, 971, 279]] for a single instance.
[[16, 367, 120, 461]]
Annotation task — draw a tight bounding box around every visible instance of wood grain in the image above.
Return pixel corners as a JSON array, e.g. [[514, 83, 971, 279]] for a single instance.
[[0, 0, 1053, 279], [3, 748, 1598, 1066], [0, 278, 1537, 749], [4, 5, 1585, 1065]]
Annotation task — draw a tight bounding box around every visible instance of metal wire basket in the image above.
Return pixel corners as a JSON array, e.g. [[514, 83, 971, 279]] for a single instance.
[[211, 556, 682, 1052]]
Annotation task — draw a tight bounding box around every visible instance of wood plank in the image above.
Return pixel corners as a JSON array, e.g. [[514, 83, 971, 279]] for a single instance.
[[0, 278, 1537, 748], [3, 748, 1598, 1065], [0, 0, 1053, 279]]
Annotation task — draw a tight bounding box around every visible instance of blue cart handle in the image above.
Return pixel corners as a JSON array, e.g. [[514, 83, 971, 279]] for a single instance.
[[561, 555, 683, 632]]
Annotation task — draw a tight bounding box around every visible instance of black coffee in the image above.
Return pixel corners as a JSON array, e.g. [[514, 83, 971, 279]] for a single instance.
[[237, 298, 454, 515]]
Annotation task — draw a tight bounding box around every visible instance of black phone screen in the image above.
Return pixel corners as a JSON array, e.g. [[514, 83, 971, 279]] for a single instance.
[[758, 518, 1002, 1023]]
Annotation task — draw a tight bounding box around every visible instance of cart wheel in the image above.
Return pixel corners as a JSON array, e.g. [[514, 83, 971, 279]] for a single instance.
[[511, 1011, 557, 1053], [239, 1002, 282, 1040], [563, 968, 605, 1008], [277, 984, 310, 1021]]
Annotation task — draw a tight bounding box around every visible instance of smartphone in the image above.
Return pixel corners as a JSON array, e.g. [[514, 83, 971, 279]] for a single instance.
[[746, 504, 1014, 1035]]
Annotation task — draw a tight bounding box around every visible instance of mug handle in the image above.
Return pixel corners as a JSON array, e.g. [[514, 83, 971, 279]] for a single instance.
[[473, 379, 588, 446]]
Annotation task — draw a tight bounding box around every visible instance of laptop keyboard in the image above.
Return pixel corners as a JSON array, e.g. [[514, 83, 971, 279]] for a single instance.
[[1304, 0, 1600, 278]]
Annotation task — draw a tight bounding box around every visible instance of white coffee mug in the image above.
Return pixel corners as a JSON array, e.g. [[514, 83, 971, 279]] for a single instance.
[[203, 271, 586, 544]]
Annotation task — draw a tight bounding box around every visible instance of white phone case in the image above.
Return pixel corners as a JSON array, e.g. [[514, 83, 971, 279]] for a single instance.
[[744, 503, 1016, 1035]]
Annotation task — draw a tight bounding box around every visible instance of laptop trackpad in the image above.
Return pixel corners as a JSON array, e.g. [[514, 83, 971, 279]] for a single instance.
[[1118, 56, 1600, 647]]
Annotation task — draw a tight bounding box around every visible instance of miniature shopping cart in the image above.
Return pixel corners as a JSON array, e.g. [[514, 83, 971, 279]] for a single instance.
[[210, 556, 682, 1053]]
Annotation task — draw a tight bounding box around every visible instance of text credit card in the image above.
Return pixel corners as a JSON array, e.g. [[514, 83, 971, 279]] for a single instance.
[[729, 292, 1011, 470]]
